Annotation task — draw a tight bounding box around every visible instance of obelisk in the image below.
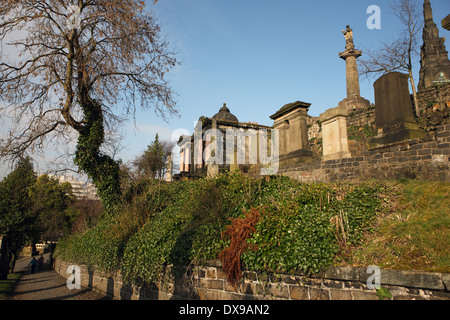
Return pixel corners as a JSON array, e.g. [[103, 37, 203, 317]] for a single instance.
[[418, 0, 450, 91], [338, 26, 370, 112]]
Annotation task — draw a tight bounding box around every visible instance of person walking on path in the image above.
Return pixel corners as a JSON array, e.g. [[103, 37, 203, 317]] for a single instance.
[[12, 267, 111, 300], [38, 254, 44, 271], [27, 257, 37, 274], [12, 253, 110, 300]]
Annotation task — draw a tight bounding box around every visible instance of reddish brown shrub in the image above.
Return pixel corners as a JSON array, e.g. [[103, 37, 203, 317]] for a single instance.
[[219, 207, 261, 286]]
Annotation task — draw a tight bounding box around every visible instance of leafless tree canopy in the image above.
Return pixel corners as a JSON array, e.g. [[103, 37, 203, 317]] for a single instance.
[[360, 36, 417, 76], [0, 0, 178, 161], [359, 0, 423, 115], [359, 0, 423, 77]]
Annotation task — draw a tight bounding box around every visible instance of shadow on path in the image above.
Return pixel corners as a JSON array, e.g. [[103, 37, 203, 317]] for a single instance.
[[11, 257, 110, 300]]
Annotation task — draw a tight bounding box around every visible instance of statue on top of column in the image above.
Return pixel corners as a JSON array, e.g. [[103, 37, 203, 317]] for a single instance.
[[342, 25, 354, 50]]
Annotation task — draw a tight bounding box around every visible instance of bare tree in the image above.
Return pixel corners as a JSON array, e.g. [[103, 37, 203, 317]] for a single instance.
[[359, 0, 423, 116], [0, 1, 178, 213]]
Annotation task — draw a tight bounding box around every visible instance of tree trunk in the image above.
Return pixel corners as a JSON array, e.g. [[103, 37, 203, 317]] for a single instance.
[[74, 98, 122, 215], [409, 70, 420, 117], [0, 236, 11, 279], [10, 249, 18, 273]]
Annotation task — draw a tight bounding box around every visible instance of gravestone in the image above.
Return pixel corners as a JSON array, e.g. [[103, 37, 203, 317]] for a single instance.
[[270, 101, 313, 167], [319, 105, 351, 161], [369, 72, 426, 149]]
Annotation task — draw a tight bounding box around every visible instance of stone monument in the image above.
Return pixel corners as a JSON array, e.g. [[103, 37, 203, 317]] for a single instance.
[[165, 152, 173, 182], [418, 0, 450, 91], [369, 72, 426, 149], [270, 101, 313, 167], [338, 26, 371, 112], [319, 106, 351, 161]]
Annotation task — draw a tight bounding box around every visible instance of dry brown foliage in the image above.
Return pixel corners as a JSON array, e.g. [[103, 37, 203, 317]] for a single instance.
[[219, 207, 261, 287]]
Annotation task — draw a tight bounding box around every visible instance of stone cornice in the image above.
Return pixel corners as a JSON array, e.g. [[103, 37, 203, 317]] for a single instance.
[[339, 48, 362, 60]]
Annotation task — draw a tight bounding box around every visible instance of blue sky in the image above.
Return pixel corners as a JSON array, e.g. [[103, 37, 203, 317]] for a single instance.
[[1, 0, 450, 178], [123, 0, 449, 146]]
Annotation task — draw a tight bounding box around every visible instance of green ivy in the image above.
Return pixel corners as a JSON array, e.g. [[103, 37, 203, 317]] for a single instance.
[[348, 125, 375, 141], [376, 287, 393, 300], [55, 173, 384, 285], [74, 99, 121, 215]]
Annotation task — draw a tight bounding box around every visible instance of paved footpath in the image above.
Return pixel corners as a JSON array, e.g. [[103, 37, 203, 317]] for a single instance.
[[11, 253, 110, 300]]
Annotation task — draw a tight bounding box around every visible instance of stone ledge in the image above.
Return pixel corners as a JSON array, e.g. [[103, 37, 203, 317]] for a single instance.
[[54, 259, 450, 300], [442, 274, 450, 291], [378, 269, 445, 291], [320, 266, 447, 291]]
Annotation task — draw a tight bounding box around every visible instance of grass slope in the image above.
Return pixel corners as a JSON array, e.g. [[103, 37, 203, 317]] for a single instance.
[[0, 273, 21, 300], [344, 180, 449, 273]]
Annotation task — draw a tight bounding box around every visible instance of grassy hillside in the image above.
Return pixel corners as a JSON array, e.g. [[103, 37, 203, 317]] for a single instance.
[[344, 179, 449, 273], [54, 173, 449, 287]]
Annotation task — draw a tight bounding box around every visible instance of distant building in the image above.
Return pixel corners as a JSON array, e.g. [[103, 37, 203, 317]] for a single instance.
[[173, 103, 274, 180], [52, 175, 99, 200]]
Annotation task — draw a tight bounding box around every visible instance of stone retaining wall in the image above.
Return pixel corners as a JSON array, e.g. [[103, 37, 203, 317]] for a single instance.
[[417, 83, 450, 116], [277, 124, 450, 182], [54, 259, 450, 300]]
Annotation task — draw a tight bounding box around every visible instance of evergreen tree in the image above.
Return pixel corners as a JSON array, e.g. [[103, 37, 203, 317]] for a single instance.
[[0, 157, 38, 272], [134, 133, 172, 179], [29, 175, 78, 242]]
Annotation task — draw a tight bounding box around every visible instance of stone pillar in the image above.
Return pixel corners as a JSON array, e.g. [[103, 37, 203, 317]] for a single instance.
[[319, 106, 351, 161], [369, 72, 426, 149], [177, 135, 191, 173], [270, 101, 313, 167], [341, 50, 361, 98], [338, 26, 371, 112], [207, 119, 219, 178], [165, 152, 173, 182]]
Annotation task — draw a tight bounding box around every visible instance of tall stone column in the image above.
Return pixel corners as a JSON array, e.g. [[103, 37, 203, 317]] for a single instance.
[[341, 51, 361, 98], [338, 26, 370, 112], [165, 152, 173, 182]]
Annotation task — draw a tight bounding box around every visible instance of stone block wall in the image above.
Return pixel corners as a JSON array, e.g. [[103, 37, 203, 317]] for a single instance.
[[417, 83, 450, 115], [278, 124, 450, 183], [54, 259, 449, 300], [346, 104, 375, 128], [417, 83, 450, 135]]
